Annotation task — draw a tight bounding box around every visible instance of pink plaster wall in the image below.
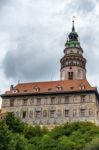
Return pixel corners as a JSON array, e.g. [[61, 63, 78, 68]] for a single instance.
[[60, 66, 86, 80]]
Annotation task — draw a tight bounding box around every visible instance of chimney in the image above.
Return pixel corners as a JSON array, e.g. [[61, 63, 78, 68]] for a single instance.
[[10, 85, 14, 91]]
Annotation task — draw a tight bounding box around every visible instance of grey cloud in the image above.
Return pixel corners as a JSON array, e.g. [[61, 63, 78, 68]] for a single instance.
[[0, 0, 99, 86], [66, 0, 95, 15], [2, 25, 61, 82], [78, 25, 99, 77]]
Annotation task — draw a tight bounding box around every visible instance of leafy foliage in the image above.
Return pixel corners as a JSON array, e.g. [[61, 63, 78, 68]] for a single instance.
[[0, 112, 99, 150]]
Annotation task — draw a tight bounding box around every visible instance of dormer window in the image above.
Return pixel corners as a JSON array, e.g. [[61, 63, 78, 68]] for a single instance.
[[24, 90, 28, 92], [12, 89, 19, 93], [56, 85, 63, 91], [79, 83, 85, 90], [33, 87, 40, 92], [48, 88, 52, 91]]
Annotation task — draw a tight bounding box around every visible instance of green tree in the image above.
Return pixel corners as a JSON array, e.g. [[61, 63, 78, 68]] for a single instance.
[[5, 112, 27, 134], [8, 133, 33, 150], [85, 138, 99, 150], [59, 135, 76, 150], [39, 134, 58, 150], [0, 120, 10, 150]]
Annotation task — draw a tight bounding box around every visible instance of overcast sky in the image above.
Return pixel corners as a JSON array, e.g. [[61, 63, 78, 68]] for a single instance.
[[0, 0, 99, 101]]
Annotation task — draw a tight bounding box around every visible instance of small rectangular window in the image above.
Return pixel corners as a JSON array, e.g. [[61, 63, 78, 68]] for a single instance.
[[43, 110, 47, 117], [29, 111, 33, 118], [23, 99, 27, 106], [37, 98, 41, 105], [89, 109, 93, 116], [80, 109, 85, 117], [81, 95, 86, 103], [58, 97, 61, 104], [73, 109, 76, 117], [36, 111, 41, 118], [50, 110, 55, 118], [10, 99, 14, 107], [65, 110, 69, 117], [65, 96, 69, 104], [51, 97, 55, 105], [22, 111, 26, 119]]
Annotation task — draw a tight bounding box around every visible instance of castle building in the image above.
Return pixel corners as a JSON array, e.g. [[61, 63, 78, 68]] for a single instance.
[[1, 21, 99, 126]]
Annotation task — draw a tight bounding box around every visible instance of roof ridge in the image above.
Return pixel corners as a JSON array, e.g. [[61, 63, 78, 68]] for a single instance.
[[16, 79, 88, 85]]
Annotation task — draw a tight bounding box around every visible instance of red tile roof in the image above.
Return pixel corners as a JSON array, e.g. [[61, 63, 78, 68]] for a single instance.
[[3, 79, 97, 96]]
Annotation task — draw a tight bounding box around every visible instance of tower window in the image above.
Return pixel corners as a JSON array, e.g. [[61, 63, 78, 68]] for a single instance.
[[68, 72, 73, 80]]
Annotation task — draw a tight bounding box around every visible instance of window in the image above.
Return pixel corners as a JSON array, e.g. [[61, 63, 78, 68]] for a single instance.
[[3, 100, 8, 106], [58, 97, 61, 104], [78, 69, 81, 78], [81, 95, 86, 103], [89, 109, 93, 116], [36, 111, 41, 118], [10, 99, 14, 107], [79, 83, 85, 90], [48, 88, 52, 91], [51, 97, 55, 105], [64, 96, 69, 104], [56, 86, 63, 91], [24, 90, 28, 92], [22, 111, 27, 119], [44, 98, 47, 105], [23, 99, 27, 106], [33, 87, 40, 92], [29, 111, 33, 118], [37, 98, 41, 105], [65, 110, 69, 117], [16, 111, 20, 117], [43, 110, 47, 117], [73, 96, 77, 103], [50, 110, 55, 118], [68, 72, 73, 80], [57, 109, 62, 117], [73, 109, 76, 117], [30, 99, 34, 105], [80, 109, 85, 117]]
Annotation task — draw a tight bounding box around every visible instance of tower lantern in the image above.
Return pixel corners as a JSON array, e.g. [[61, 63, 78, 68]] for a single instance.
[[60, 21, 86, 80]]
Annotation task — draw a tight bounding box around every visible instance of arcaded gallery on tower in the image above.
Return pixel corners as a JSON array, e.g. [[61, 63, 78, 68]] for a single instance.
[[1, 21, 99, 126]]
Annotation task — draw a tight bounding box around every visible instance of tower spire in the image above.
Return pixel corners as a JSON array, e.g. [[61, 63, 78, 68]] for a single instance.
[[72, 16, 76, 32], [60, 20, 86, 81], [72, 19, 75, 32]]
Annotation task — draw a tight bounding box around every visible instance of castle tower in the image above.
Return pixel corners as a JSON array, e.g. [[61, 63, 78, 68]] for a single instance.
[[60, 20, 86, 80]]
